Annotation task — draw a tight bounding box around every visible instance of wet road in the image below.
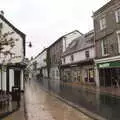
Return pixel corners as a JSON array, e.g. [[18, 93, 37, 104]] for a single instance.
[[39, 78, 120, 120], [25, 79, 92, 120]]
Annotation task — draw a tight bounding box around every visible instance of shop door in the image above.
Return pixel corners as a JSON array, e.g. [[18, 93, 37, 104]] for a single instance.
[[104, 69, 111, 87], [14, 70, 21, 88], [99, 69, 111, 87]]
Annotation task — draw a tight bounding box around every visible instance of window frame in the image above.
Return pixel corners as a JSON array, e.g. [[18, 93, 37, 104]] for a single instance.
[[85, 50, 90, 58], [101, 39, 109, 56], [116, 30, 120, 53], [70, 54, 74, 62], [115, 8, 120, 23], [99, 17, 106, 30]]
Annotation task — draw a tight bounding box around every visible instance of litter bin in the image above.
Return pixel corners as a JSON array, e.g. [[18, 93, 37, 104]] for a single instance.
[[12, 86, 20, 101]]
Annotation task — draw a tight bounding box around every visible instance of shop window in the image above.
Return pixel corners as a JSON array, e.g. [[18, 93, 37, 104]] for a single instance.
[[89, 69, 94, 82]]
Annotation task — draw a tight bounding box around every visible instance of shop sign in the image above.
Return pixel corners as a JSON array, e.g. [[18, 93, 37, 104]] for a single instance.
[[98, 61, 120, 68], [99, 63, 110, 68]]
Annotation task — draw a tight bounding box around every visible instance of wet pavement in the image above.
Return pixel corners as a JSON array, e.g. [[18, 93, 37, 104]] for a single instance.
[[0, 96, 18, 118], [39, 78, 120, 120], [3, 94, 25, 120], [25, 79, 93, 120]]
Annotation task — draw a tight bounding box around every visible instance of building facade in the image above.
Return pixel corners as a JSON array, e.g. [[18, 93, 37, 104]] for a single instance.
[[35, 48, 48, 79], [93, 0, 120, 87], [61, 30, 95, 85], [0, 13, 25, 92], [48, 30, 82, 81]]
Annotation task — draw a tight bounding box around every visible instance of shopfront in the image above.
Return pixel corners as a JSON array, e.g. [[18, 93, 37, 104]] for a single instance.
[[98, 61, 120, 87]]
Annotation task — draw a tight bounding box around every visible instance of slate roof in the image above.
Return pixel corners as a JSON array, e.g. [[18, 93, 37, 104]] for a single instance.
[[62, 30, 94, 57]]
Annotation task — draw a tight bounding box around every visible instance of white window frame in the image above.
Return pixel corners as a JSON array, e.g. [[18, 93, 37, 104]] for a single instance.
[[115, 8, 120, 23], [101, 39, 109, 56], [99, 17, 106, 30], [116, 31, 120, 53]]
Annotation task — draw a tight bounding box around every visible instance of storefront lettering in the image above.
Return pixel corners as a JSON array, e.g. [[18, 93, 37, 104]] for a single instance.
[[99, 63, 110, 68]]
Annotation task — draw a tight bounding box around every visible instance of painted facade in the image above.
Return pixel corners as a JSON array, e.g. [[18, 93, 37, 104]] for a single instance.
[[61, 30, 95, 85], [48, 30, 82, 81], [0, 14, 25, 92]]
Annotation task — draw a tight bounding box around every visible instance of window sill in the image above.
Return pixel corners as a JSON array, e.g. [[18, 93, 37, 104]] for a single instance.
[[102, 54, 109, 57], [100, 27, 106, 32]]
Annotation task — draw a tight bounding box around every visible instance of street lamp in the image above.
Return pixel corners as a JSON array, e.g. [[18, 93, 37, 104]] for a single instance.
[[26, 41, 32, 48]]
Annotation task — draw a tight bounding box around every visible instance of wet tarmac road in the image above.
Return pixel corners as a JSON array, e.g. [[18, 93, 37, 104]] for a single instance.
[[25, 79, 93, 120], [39, 78, 120, 120]]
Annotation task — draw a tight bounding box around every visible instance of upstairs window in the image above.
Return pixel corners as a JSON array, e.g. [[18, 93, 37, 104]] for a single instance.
[[85, 50, 89, 58], [70, 55, 74, 62], [63, 58, 65, 63], [99, 17, 106, 30], [117, 31, 120, 53], [101, 39, 109, 56], [115, 8, 120, 23]]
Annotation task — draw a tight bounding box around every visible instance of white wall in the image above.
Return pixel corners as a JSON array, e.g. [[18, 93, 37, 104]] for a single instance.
[[2, 70, 6, 91], [36, 50, 47, 69], [21, 70, 24, 91], [0, 18, 24, 64], [62, 47, 95, 65], [9, 69, 14, 92]]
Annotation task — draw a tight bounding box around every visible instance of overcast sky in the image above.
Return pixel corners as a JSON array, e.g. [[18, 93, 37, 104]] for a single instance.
[[0, 0, 110, 58]]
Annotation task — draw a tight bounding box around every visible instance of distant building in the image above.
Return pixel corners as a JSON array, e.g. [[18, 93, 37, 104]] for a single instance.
[[93, 0, 120, 87], [35, 48, 48, 79], [48, 30, 82, 81], [0, 13, 26, 92], [61, 30, 95, 85]]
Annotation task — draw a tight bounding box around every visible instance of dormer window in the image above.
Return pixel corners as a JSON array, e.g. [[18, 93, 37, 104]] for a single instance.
[[99, 17, 106, 30]]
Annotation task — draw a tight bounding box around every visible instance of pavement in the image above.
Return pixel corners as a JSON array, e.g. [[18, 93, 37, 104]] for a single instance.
[[2, 94, 25, 120], [24, 79, 93, 120]]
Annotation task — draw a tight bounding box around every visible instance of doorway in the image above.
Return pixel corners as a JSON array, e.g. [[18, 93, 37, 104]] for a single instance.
[[14, 70, 21, 89]]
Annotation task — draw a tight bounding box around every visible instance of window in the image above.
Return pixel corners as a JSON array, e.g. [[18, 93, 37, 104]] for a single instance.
[[63, 58, 65, 63], [56, 70, 59, 77], [85, 50, 89, 58], [101, 39, 109, 56], [70, 55, 74, 62], [99, 17, 106, 30], [117, 31, 120, 53], [0, 23, 3, 29], [115, 8, 120, 23]]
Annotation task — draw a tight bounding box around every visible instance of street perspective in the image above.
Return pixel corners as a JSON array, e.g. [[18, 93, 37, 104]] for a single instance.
[[0, 0, 120, 120]]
